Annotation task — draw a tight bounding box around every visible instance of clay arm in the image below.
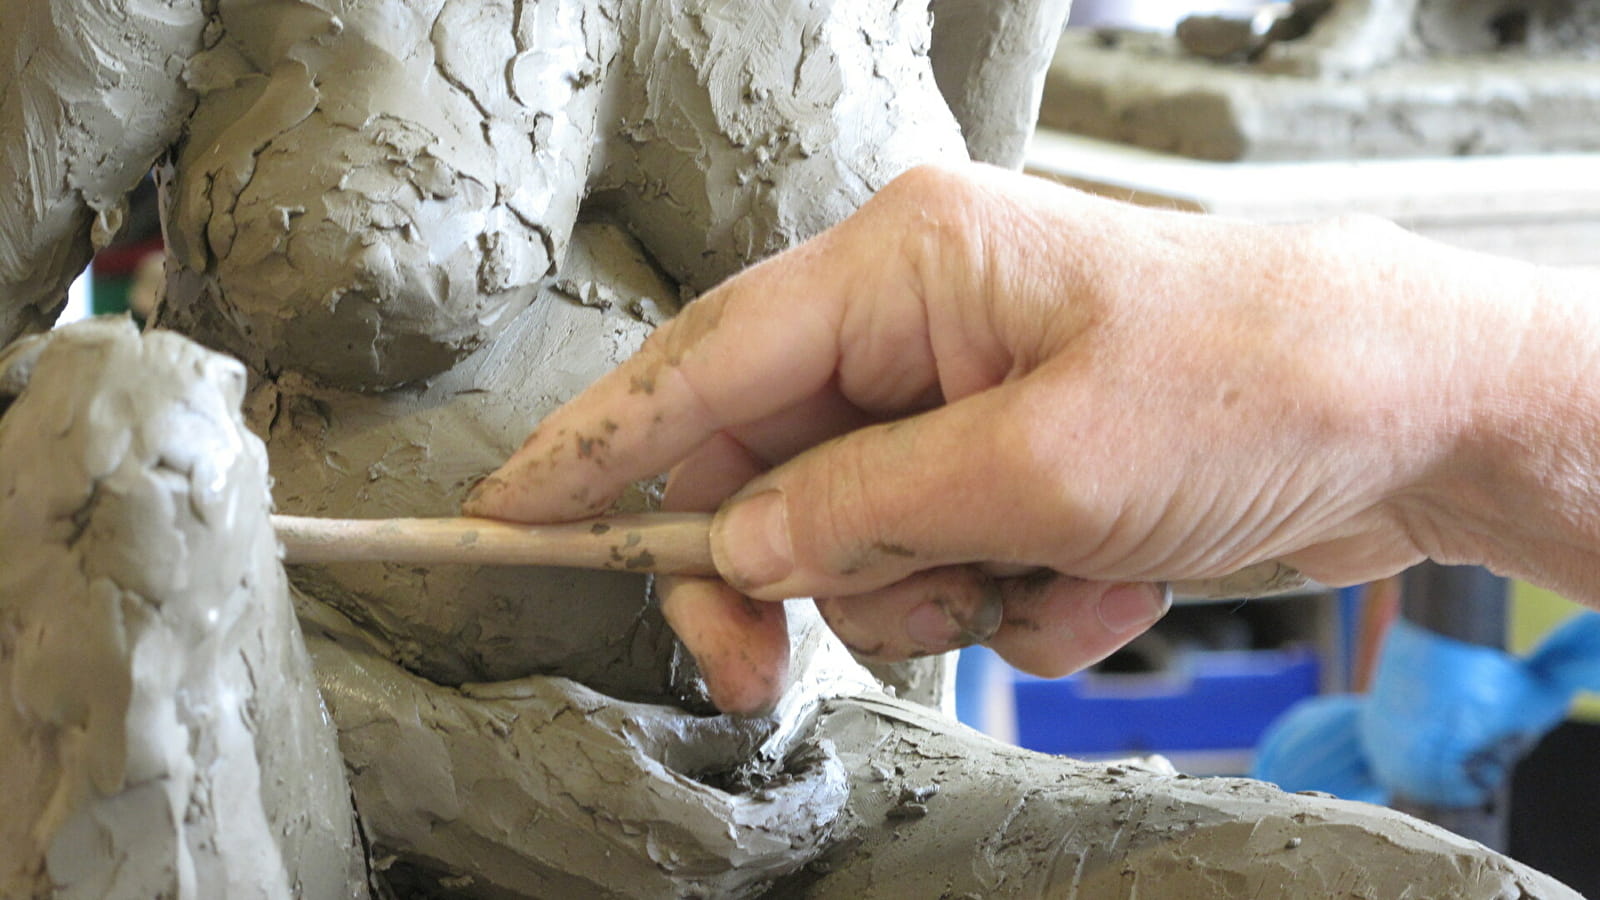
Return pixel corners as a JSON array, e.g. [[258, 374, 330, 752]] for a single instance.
[[0, 0, 206, 344], [927, 0, 1074, 167], [0, 320, 366, 898]]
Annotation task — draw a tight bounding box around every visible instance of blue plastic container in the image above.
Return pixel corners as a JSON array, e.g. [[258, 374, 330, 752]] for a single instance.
[[1010, 646, 1321, 756]]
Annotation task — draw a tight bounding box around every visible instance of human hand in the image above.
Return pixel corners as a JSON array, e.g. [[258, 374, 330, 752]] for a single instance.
[[465, 162, 1562, 714]]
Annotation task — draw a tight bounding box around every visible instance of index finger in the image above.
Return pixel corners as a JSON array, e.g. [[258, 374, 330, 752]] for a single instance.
[[463, 240, 850, 522]]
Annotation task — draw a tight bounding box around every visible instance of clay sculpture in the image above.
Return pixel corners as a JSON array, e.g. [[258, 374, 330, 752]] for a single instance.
[[0, 0, 1582, 895]]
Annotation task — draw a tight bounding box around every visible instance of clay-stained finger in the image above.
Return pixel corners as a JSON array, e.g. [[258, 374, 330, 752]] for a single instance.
[[709, 385, 1041, 600], [465, 245, 852, 524], [986, 574, 1170, 678], [656, 437, 791, 715], [663, 430, 769, 512], [659, 575, 791, 716], [662, 391, 877, 515], [813, 566, 1004, 662]]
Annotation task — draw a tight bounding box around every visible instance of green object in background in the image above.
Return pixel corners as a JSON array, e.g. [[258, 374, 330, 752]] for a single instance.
[[89, 271, 132, 316], [1512, 581, 1600, 722]]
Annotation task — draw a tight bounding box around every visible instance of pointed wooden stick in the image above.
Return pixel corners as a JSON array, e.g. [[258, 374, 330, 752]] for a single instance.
[[273, 512, 717, 575], [272, 513, 1311, 601]]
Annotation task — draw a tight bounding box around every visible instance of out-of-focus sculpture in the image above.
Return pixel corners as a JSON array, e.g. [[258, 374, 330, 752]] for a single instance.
[[1045, 0, 1600, 159]]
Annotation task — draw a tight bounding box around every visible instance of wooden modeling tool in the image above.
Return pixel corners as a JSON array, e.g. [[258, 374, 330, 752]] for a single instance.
[[272, 513, 1310, 602], [273, 512, 714, 575]]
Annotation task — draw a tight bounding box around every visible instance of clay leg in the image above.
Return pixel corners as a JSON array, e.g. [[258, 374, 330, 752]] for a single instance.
[[767, 694, 1580, 898], [257, 223, 688, 699], [0, 320, 368, 898], [299, 596, 861, 898]]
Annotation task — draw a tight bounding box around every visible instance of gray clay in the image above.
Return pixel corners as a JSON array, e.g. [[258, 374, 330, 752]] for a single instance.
[[929, 0, 1076, 168], [1043, 0, 1600, 160], [0, 0, 1586, 897], [0, 320, 367, 898]]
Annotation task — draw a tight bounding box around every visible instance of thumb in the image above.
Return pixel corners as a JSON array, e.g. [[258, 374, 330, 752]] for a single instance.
[[710, 384, 1070, 600]]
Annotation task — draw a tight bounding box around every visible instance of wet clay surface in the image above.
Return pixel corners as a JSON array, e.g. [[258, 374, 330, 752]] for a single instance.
[[0, 321, 366, 898], [257, 222, 689, 698], [773, 695, 1578, 898]]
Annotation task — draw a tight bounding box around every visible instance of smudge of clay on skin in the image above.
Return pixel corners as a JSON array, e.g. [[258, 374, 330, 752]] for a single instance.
[[575, 431, 609, 463], [656, 294, 729, 368], [835, 581, 1004, 662], [814, 598, 891, 660], [995, 569, 1080, 636], [933, 582, 1005, 646], [835, 539, 921, 577], [839, 635, 891, 660], [460, 473, 505, 509], [876, 541, 918, 559]]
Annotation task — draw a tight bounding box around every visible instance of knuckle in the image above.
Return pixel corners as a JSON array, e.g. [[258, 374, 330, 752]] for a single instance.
[[805, 428, 916, 583], [991, 394, 1073, 496], [866, 164, 985, 282], [988, 390, 1115, 567], [879, 162, 971, 203]]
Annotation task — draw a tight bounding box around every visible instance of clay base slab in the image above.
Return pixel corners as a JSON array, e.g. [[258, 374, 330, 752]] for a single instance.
[[1044, 29, 1600, 163]]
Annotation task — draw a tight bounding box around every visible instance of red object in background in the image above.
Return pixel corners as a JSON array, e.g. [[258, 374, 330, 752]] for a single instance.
[[92, 236, 164, 277], [1352, 577, 1402, 692]]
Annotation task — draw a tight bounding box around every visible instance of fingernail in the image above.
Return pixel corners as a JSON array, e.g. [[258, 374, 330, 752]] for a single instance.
[[1096, 583, 1168, 634], [906, 589, 1004, 652], [906, 602, 960, 649], [713, 490, 793, 590]]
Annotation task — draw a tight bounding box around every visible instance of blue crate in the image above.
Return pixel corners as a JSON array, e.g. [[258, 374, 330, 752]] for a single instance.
[[1008, 645, 1321, 756]]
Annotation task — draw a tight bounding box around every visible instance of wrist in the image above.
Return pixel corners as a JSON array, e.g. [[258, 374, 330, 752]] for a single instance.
[[1426, 256, 1600, 602]]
